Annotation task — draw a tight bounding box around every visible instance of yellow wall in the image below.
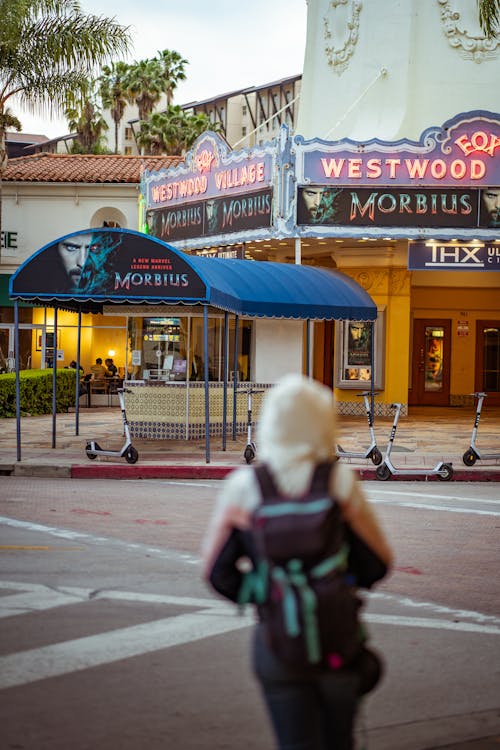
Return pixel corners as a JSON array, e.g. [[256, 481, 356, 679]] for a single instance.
[[411, 286, 499, 398], [335, 267, 411, 409], [30, 309, 127, 374]]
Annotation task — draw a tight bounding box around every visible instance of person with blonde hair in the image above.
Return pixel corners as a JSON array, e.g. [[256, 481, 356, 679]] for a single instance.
[[202, 374, 393, 750]]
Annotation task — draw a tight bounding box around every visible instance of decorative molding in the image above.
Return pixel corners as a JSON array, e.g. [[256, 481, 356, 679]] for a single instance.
[[323, 0, 362, 75], [389, 269, 411, 295], [437, 0, 499, 62]]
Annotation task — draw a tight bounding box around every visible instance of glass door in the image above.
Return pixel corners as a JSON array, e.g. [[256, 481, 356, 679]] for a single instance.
[[410, 319, 451, 405], [475, 321, 500, 405]]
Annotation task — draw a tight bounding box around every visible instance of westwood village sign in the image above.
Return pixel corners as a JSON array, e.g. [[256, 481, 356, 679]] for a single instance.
[[293, 110, 500, 238], [141, 111, 500, 250], [142, 132, 274, 244]]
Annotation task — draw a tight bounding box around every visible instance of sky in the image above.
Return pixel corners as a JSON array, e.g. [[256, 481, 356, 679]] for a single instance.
[[16, 0, 308, 139]]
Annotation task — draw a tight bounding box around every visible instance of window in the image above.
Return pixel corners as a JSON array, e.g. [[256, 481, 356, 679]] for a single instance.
[[126, 315, 253, 382], [124, 127, 133, 140], [335, 311, 385, 389], [242, 126, 247, 137], [242, 105, 247, 116], [124, 146, 133, 156]]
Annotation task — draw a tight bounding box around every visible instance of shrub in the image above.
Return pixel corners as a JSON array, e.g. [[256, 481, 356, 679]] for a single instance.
[[0, 369, 78, 417]]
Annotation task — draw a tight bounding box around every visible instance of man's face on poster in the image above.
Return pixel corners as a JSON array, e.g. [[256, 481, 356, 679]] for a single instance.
[[301, 187, 325, 220], [57, 233, 98, 288], [482, 188, 500, 228]]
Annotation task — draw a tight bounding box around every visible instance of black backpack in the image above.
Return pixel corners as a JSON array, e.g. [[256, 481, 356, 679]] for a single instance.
[[239, 460, 364, 671]]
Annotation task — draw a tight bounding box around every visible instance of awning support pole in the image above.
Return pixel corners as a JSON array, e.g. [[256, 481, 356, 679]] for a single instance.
[[14, 301, 21, 462], [52, 307, 58, 448], [75, 309, 82, 435], [370, 319, 375, 422], [232, 315, 239, 441], [222, 311, 229, 451], [203, 304, 210, 464], [306, 319, 311, 376]]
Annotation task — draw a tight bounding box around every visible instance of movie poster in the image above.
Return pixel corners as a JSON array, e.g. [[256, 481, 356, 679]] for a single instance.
[[12, 230, 207, 299], [148, 188, 273, 242], [297, 186, 482, 228]]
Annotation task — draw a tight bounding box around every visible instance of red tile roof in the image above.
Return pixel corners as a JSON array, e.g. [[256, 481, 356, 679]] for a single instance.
[[2, 153, 181, 184]]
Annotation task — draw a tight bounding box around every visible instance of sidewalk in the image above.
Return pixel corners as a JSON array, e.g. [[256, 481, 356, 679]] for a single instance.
[[1, 403, 499, 481]]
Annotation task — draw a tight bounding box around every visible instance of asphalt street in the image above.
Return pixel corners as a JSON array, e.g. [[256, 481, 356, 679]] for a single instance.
[[0, 477, 499, 750]]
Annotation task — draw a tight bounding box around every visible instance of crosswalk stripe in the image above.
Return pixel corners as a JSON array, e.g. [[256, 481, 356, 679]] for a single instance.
[[0, 608, 253, 690]]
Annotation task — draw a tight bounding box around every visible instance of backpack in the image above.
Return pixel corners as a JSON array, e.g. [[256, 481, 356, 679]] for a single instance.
[[239, 460, 364, 671]]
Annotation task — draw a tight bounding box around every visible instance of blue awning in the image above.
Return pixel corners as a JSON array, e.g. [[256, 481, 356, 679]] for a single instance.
[[190, 255, 376, 320], [10, 228, 376, 321]]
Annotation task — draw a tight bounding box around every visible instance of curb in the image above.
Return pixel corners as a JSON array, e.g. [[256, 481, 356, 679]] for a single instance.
[[70, 464, 500, 482], [70, 464, 233, 480], [2, 463, 499, 482]]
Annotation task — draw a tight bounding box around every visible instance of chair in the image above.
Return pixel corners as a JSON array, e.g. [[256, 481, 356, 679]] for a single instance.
[[88, 378, 109, 406]]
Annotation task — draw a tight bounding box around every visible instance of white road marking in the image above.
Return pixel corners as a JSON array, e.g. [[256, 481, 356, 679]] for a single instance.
[[369, 590, 500, 627], [0, 608, 254, 690], [0, 516, 200, 565], [366, 614, 500, 635], [365, 488, 499, 506], [0, 580, 498, 690], [371, 501, 500, 517]]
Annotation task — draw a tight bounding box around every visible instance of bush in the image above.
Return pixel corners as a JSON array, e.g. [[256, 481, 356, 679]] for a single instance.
[[0, 369, 79, 417]]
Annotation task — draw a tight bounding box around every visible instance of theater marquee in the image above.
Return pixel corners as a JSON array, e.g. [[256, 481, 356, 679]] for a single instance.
[[296, 111, 500, 188]]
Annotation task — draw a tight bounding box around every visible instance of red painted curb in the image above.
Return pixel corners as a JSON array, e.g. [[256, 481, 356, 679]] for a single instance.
[[71, 464, 235, 480], [70, 464, 500, 482]]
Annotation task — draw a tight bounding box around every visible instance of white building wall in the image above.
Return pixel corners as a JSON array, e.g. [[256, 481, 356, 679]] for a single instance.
[[253, 318, 303, 382], [298, 0, 500, 141], [1, 183, 138, 272]]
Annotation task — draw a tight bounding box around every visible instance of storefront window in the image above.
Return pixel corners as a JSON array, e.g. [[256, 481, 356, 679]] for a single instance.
[[126, 314, 253, 382], [335, 311, 385, 389]]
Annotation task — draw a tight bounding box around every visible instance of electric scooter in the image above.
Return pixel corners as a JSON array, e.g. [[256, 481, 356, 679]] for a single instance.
[[85, 388, 139, 464], [462, 392, 500, 465], [375, 402, 453, 481], [243, 385, 265, 464], [336, 391, 383, 465]]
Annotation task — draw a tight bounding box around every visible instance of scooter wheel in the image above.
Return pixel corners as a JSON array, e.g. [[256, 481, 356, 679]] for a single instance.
[[244, 445, 256, 464], [438, 463, 453, 481], [375, 463, 392, 481], [370, 447, 383, 465], [462, 449, 477, 466], [125, 446, 139, 464], [85, 443, 97, 460]]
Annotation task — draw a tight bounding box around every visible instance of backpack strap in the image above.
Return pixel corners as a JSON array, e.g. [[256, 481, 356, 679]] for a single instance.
[[254, 463, 280, 503], [254, 460, 336, 504], [309, 459, 336, 494]]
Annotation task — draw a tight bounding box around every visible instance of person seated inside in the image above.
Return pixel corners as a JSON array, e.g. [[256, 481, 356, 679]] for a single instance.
[[90, 357, 110, 379], [67, 360, 84, 373], [105, 357, 118, 377]]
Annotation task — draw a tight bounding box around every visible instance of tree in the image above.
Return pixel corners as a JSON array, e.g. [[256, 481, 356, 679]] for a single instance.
[[0, 0, 131, 243], [123, 58, 165, 122], [137, 106, 220, 156], [156, 49, 188, 106], [65, 83, 109, 154], [99, 61, 132, 153], [478, 0, 499, 38]]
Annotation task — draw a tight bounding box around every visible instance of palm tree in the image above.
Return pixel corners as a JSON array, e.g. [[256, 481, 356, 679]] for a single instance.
[[156, 49, 188, 106], [137, 106, 220, 156], [99, 61, 132, 153], [478, 0, 499, 38], [123, 58, 165, 122], [136, 112, 172, 155], [0, 0, 131, 244], [65, 83, 109, 154]]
